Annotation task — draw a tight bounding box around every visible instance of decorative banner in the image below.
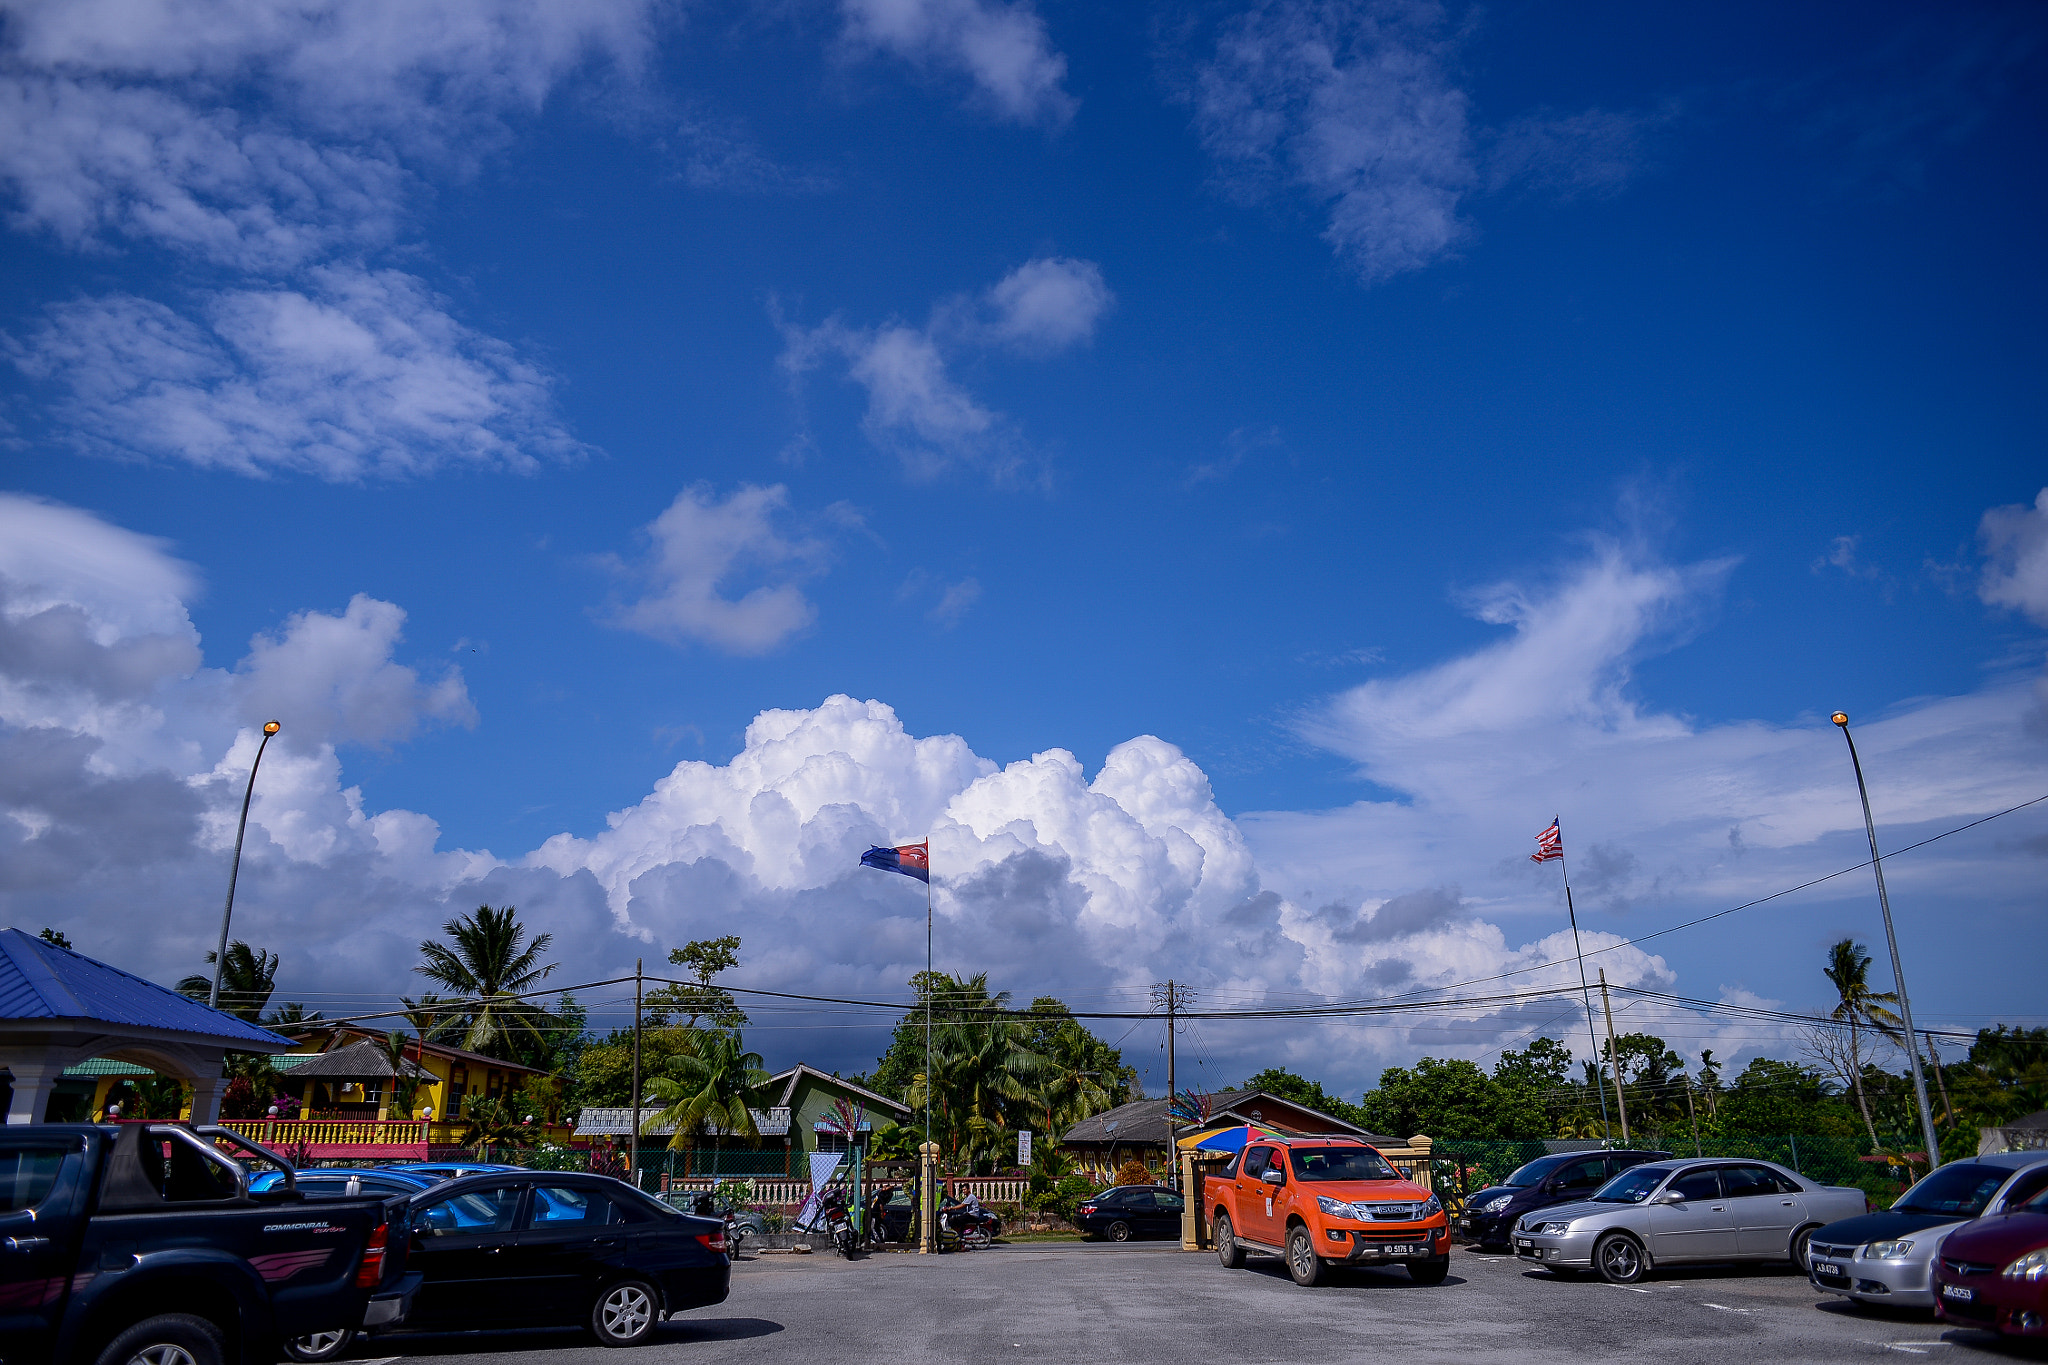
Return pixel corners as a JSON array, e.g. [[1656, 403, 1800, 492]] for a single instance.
[[1017, 1130, 1032, 1166], [793, 1150, 845, 1231]]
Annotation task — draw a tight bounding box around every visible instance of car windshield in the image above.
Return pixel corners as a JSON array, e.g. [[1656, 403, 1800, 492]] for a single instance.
[[1592, 1168, 1669, 1204], [1288, 1147, 1398, 1182], [1502, 1156, 1567, 1188], [1894, 1164, 2010, 1217]]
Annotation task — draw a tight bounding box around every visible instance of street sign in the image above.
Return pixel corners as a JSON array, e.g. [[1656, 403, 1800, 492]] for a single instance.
[[1018, 1130, 1032, 1166]]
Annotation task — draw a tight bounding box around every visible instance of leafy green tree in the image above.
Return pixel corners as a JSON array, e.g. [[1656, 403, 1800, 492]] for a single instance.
[[574, 1026, 703, 1107], [1824, 938, 1904, 1152], [414, 905, 559, 1063], [1714, 1058, 1862, 1138], [1492, 1037, 1579, 1134], [37, 928, 70, 949], [646, 936, 749, 1030], [1358, 1058, 1502, 1138]]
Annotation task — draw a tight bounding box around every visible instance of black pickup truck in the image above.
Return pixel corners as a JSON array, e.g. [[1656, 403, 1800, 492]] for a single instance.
[[0, 1122, 418, 1365]]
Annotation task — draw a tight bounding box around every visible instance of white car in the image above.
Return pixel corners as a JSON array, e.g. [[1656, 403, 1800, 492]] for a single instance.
[[1511, 1158, 1868, 1284]]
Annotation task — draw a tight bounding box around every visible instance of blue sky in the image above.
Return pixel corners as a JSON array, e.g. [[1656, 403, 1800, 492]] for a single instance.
[[1, 0, 2043, 1096]]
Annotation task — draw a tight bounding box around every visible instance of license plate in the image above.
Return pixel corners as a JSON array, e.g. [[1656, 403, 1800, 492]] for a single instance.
[[1942, 1285, 1973, 1303], [1375, 1244, 1418, 1257], [1813, 1261, 1844, 1278], [1515, 1239, 1534, 1252]]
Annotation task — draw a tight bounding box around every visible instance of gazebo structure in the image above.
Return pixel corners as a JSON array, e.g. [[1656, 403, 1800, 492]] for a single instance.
[[0, 928, 293, 1124], [276, 1037, 431, 1116]]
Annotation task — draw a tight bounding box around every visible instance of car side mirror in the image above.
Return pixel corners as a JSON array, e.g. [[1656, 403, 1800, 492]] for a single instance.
[[1261, 1168, 1284, 1186], [1650, 1190, 1683, 1205]]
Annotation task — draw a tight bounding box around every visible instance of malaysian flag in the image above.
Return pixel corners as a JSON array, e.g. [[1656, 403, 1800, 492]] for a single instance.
[[1531, 819, 1563, 863]]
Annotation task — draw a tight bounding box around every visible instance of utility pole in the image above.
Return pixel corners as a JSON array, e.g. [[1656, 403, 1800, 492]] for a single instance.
[[1598, 970, 1630, 1143], [1152, 980, 1185, 1190], [1683, 1076, 1701, 1157], [1831, 712, 1944, 1171], [631, 958, 643, 1189]]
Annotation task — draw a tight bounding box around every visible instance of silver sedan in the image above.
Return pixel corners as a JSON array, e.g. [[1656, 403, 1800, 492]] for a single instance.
[[1808, 1152, 2048, 1309], [1511, 1158, 1868, 1284]]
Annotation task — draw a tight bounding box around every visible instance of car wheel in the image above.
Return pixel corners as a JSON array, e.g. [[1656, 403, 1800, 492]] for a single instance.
[[591, 1279, 661, 1347], [95, 1315, 226, 1365], [1286, 1227, 1326, 1287], [1595, 1232, 1648, 1285], [283, 1331, 353, 1363], [1107, 1220, 1133, 1243], [1215, 1213, 1245, 1269], [1790, 1226, 1815, 1274]]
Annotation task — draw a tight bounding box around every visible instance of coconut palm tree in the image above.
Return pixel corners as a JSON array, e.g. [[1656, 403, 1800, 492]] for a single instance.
[[177, 941, 278, 1022], [414, 906, 558, 1062], [907, 974, 1052, 1171], [1825, 937, 1904, 1151], [642, 1030, 770, 1168]]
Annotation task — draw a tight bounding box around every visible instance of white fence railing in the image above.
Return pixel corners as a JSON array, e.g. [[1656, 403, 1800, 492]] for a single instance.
[[657, 1176, 1031, 1206]]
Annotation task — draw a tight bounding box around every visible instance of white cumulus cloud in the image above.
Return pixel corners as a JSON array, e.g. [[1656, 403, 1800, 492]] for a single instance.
[[603, 485, 826, 655], [1979, 487, 2048, 627]]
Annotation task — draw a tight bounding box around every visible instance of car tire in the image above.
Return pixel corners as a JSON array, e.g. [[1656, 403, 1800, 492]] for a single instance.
[[1107, 1220, 1133, 1243], [283, 1331, 354, 1363], [1595, 1232, 1648, 1285], [95, 1314, 227, 1365], [591, 1279, 661, 1347], [1790, 1226, 1815, 1274], [1215, 1213, 1245, 1269], [1285, 1227, 1326, 1287], [1408, 1257, 1450, 1286]]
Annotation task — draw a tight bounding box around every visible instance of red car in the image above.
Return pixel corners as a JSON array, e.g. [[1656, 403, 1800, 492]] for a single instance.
[[1931, 1183, 2048, 1338]]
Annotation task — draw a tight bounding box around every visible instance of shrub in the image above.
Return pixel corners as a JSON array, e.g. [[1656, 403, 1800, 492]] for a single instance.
[[220, 1075, 264, 1120], [1112, 1159, 1152, 1188]]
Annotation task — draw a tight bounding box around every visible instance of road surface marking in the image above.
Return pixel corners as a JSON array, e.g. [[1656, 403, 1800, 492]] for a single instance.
[[1605, 1283, 1651, 1294], [1701, 1303, 1750, 1313]]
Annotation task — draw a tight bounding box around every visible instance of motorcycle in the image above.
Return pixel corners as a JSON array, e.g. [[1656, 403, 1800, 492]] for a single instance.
[[943, 1199, 1000, 1249], [821, 1189, 860, 1259]]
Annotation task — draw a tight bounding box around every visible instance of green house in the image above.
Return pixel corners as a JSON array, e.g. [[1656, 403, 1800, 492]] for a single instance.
[[764, 1065, 912, 1157]]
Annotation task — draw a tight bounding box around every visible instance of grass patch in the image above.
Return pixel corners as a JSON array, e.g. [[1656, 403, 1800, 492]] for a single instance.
[[998, 1231, 1087, 1243]]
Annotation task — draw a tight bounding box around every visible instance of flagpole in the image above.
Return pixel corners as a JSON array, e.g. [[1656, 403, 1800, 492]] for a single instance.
[[1553, 822, 1615, 1145], [925, 843, 933, 1155]]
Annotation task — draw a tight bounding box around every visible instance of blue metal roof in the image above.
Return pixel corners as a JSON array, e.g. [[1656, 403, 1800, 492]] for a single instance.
[[0, 929, 294, 1050]]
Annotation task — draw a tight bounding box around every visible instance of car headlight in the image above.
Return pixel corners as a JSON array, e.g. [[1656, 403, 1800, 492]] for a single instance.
[[1540, 1221, 1572, 1235], [1865, 1240, 1914, 1260], [1420, 1194, 1442, 1218], [1479, 1194, 1513, 1214], [2006, 1249, 2048, 1282], [1318, 1196, 1362, 1220]]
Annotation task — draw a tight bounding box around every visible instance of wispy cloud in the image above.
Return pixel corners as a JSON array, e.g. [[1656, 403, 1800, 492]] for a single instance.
[[1979, 488, 2048, 627], [1184, 0, 1660, 286], [10, 267, 579, 480], [778, 257, 1112, 480], [838, 0, 1075, 126], [601, 485, 827, 655]]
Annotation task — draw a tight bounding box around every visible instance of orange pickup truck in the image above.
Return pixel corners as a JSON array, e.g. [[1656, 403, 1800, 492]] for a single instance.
[[1206, 1135, 1450, 1285]]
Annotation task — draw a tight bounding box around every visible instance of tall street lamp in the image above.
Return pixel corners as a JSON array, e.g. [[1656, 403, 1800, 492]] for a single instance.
[[1831, 711, 1944, 1171], [211, 720, 280, 1012]]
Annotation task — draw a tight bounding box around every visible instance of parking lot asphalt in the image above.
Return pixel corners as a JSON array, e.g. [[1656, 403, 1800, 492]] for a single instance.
[[356, 1241, 2037, 1365]]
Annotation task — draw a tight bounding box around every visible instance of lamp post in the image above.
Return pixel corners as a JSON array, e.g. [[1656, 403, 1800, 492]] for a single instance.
[[1830, 711, 1943, 1171], [210, 720, 280, 1011]]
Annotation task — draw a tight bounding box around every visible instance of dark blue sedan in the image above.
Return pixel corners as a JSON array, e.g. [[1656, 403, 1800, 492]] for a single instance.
[[1075, 1185, 1186, 1241], [372, 1171, 730, 1346]]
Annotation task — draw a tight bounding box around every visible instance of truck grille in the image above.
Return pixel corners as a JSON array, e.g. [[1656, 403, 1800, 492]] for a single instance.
[[1367, 1204, 1425, 1221]]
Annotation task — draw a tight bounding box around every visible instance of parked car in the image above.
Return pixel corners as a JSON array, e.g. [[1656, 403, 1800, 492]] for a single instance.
[[368, 1171, 729, 1347], [1930, 1182, 2048, 1340], [1206, 1137, 1450, 1286], [1511, 1158, 1865, 1284], [1809, 1153, 2048, 1310], [1456, 1150, 1671, 1251], [250, 1168, 445, 1198], [386, 1161, 522, 1181], [1075, 1185, 1186, 1241], [0, 1123, 416, 1365]]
